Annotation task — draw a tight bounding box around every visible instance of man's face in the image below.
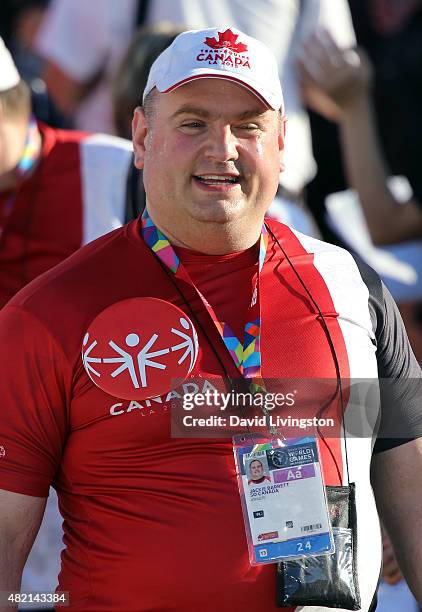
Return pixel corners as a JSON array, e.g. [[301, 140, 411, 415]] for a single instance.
[[250, 460, 264, 480], [133, 79, 285, 242]]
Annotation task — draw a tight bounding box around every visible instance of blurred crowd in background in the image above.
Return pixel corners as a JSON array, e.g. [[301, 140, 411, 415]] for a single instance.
[[1, 0, 421, 610]]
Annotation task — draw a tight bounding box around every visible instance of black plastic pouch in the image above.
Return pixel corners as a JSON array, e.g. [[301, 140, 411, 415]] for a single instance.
[[276, 484, 361, 609]]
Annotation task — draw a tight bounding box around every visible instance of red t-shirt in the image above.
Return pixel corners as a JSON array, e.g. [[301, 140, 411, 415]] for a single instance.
[[0, 218, 386, 611], [0, 122, 131, 308]]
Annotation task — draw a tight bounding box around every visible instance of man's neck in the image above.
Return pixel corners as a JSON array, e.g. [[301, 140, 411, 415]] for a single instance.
[[146, 210, 264, 255]]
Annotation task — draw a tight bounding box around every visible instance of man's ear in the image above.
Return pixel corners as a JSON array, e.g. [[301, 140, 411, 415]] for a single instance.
[[278, 115, 287, 173], [132, 106, 148, 169]]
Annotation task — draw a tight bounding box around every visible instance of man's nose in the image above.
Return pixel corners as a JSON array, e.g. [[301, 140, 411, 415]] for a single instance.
[[205, 126, 239, 162]]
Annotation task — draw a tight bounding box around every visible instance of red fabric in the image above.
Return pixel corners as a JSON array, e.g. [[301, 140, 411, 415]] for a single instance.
[[0, 219, 349, 611], [0, 123, 86, 308], [175, 243, 258, 341]]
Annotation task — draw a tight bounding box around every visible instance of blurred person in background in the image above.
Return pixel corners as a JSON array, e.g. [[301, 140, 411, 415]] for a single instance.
[[350, 0, 422, 209], [305, 0, 422, 245], [299, 32, 422, 246], [298, 31, 422, 365], [35, 0, 151, 132], [303, 1, 422, 379], [0, 37, 134, 308]]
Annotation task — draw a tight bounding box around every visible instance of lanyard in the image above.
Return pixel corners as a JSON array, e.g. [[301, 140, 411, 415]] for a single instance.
[[141, 209, 268, 390], [0, 116, 41, 235], [16, 116, 41, 177]]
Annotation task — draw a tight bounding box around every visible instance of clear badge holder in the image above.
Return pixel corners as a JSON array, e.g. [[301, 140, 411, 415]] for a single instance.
[[233, 433, 334, 565]]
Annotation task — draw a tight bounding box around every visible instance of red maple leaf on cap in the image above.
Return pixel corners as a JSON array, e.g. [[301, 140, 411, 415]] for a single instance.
[[205, 29, 248, 53]]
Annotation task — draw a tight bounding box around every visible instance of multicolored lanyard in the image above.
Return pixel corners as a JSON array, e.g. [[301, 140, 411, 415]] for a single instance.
[[141, 208, 268, 391], [1, 116, 41, 235], [16, 116, 41, 177]]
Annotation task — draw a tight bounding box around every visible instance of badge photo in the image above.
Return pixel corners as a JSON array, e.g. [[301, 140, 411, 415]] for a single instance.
[[82, 297, 199, 400]]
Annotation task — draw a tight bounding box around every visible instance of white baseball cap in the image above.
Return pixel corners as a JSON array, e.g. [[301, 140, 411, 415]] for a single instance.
[[143, 26, 284, 112], [0, 37, 20, 92]]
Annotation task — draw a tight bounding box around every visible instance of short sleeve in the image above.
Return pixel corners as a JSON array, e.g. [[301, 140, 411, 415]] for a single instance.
[[373, 278, 421, 379], [35, 0, 107, 81], [371, 279, 422, 452], [348, 254, 422, 452], [0, 306, 70, 496]]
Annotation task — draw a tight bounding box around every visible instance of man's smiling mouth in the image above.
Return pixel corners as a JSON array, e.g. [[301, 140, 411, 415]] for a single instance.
[[194, 174, 240, 186]]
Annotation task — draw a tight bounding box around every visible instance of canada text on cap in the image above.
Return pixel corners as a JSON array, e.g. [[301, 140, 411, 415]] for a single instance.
[[0, 37, 20, 92], [143, 26, 284, 112]]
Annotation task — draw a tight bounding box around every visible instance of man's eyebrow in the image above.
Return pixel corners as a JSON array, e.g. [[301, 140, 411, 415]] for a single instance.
[[171, 106, 211, 120], [235, 109, 268, 121], [170, 105, 268, 121]]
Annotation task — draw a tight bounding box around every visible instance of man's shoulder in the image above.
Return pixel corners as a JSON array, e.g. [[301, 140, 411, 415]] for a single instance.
[[266, 219, 383, 305], [266, 218, 353, 259], [3, 221, 153, 361], [40, 122, 132, 157], [76, 132, 133, 157]]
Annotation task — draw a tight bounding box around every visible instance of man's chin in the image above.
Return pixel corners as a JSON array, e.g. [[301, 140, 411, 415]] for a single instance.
[[188, 199, 246, 224]]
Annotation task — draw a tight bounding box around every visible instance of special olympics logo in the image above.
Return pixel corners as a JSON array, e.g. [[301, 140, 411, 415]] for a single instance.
[[82, 298, 199, 400]]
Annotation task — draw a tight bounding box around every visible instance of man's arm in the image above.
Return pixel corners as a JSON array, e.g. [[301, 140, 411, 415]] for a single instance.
[[0, 490, 46, 611], [371, 439, 422, 602], [0, 305, 69, 610], [335, 89, 422, 245], [298, 32, 422, 245]]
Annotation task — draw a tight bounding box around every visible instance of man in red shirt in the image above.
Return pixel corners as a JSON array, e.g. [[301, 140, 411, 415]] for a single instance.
[[0, 26, 421, 612], [0, 36, 133, 308]]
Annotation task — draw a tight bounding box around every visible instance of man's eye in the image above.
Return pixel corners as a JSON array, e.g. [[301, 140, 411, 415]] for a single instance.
[[237, 124, 260, 132], [181, 122, 204, 129]]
